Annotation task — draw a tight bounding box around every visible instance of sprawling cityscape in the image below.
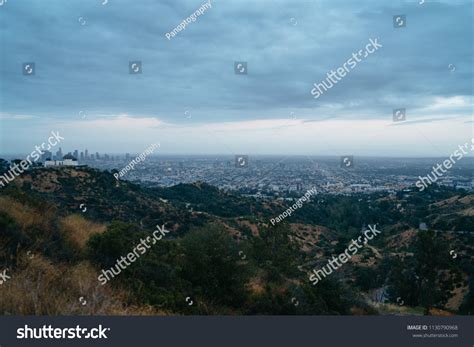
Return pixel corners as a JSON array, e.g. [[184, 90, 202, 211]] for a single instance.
[[3, 148, 472, 196]]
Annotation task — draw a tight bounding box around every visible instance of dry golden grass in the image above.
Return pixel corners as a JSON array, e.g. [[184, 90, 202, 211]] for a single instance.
[[0, 254, 168, 315], [248, 277, 265, 295], [290, 224, 329, 253], [431, 195, 460, 207], [459, 207, 474, 217], [59, 214, 107, 250], [458, 195, 474, 204], [0, 196, 168, 315], [0, 196, 42, 229], [386, 229, 417, 249], [446, 281, 469, 311], [217, 220, 241, 239], [18, 171, 61, 192], [371, 302, 423, 315], [237, 220, 260, 237], [428, 308, 455, 316]]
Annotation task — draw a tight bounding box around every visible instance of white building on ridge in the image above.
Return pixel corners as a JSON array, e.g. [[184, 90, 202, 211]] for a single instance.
[[44, 153, 79, 167]]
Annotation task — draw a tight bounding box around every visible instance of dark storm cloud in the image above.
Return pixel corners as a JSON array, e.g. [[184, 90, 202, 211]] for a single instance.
[[0, 0, 472, 123]]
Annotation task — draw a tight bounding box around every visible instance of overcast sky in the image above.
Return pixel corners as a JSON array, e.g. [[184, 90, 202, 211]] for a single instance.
[[0, 0, 472, 156]]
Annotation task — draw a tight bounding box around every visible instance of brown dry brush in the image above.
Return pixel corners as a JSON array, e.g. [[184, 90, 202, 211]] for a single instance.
[[0, 253, 165, 315]]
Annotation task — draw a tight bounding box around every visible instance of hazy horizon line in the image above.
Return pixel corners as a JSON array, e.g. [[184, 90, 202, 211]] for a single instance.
[[1, 153, 473, 160]]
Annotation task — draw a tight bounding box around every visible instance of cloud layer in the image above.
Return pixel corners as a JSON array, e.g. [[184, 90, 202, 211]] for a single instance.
[[0, 0, 472, 155]]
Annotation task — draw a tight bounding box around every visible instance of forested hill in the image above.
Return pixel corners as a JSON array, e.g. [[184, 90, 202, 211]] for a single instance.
[[0, 165, 473, 316]]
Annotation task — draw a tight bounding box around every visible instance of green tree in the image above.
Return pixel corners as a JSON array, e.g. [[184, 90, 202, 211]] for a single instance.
[[249, 223, 301, 282], [387, 230, 456, 313], [179, 223, 249, 308]]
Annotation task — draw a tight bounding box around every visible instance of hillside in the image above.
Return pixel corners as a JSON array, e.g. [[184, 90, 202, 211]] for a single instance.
[[0, 166, 473, 315]]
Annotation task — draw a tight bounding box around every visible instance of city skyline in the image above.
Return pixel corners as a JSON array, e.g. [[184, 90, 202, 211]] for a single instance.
[[2, 148, 474, 159]]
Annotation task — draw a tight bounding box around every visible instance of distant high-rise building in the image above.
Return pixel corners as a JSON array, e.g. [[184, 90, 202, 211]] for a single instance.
[[80, 152, 84, 161], [96, 152, 100, 160], [73, 150, 79, 160], [85, 149, 89, 160], [56, 147, 63, 160], [125, 153, 130, 161]]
